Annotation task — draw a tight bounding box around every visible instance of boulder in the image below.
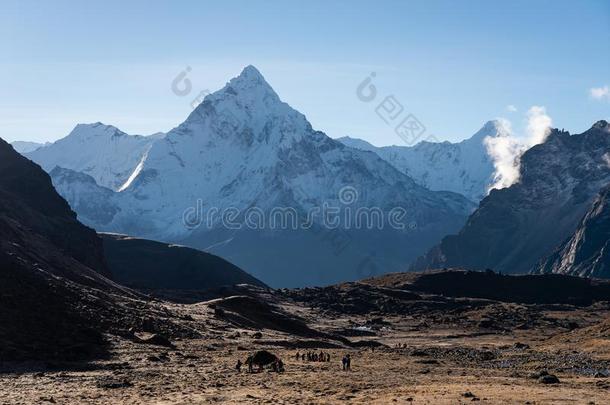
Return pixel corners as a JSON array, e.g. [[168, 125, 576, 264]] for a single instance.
[[538, 374, 560, 384], [134, 333, 174, 348], [251, 350, 278, 366]]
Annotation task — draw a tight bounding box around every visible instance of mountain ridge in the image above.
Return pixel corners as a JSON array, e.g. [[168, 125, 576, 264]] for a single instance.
[[25, 122, 164, 191], [411, 120, 610, 276], [337, 119, 509, 202], [534, 184, 610, 278], [34, 65, 476, 287]]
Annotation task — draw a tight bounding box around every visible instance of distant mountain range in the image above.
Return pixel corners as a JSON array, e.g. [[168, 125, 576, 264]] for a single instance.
[[14, 66, 608, 284], [19, 66, 475, 287], [412, 121, 610, 276], [25, 123, 163, 191], [338, 119, 508, 202], [10, 140, 50, 153]]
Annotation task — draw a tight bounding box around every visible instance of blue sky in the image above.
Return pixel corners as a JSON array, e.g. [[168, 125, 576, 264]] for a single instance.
[[1, 0, 609, 145]]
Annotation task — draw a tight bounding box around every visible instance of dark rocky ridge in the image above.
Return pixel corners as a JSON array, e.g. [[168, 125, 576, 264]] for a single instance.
[[0, 139, 108, 278], [411, 121, 610, 276], [101, 233, 266, 292], [0, 139, 185, 362], [535, 185, 610, 278]]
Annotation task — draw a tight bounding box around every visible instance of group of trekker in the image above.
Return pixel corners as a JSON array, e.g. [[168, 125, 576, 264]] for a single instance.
[[295, 351, 331, 362], [236, 351, 352, 373], [295, 351, 352, 371]]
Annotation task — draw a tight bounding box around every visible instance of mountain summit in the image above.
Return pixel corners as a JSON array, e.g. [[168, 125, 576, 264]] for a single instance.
[[22, 66, 475, 287], [26, 122, 162, 190], [339, 119, 509, 202]]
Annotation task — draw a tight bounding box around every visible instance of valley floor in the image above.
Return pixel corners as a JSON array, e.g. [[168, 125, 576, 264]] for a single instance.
[[2, 296, 609, 404]]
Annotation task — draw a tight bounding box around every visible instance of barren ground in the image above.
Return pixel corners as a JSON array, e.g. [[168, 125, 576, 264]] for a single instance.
[[2, 288, 610, 405]]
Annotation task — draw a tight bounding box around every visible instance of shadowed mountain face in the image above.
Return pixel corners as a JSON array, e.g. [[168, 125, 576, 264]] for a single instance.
[[0, 139, 186, 362], [101, 233, 266, 291], [412, 121, 610, 276], [535, 185, 610, 278], [0, 138, 108, 280], [0, 138, 118, 361]]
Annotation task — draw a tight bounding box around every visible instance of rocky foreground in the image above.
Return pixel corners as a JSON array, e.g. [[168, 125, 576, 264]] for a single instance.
[[2, 270, 609, 404]]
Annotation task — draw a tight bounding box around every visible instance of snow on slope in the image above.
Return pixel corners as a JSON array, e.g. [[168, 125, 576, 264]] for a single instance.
[[26, 123, 163, 191], [338, 120, 510, 202], [48, 65, 475, 287], [107, 66, 472, 236]]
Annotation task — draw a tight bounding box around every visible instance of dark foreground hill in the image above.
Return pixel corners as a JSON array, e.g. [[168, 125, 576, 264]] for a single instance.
[[0, 139, 189, 362], [101, 233, 266, 292], [366, 269, 610, 305]]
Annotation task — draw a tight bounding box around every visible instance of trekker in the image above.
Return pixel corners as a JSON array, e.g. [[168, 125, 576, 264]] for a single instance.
[[236, 359, 242, 372], [246, 355, 254, 373]]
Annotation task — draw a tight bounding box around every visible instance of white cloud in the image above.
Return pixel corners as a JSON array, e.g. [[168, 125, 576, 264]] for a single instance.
[[506, 104, 517, 113], [484, 133, 522, 190], [485, 106, 553, 192], [590, 85, 610, 101], [526, 106, 553, 145]]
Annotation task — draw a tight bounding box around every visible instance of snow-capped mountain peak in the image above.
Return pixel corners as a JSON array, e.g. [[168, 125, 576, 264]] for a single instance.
[[338, 120, 509, 202], [227, 65, 275, 93], [70, 122, 126, 139], [25, 123, 163, 191], [468, 119, 510, 142], [44, 65, 475, 286], [179, 65, 309, 150]]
